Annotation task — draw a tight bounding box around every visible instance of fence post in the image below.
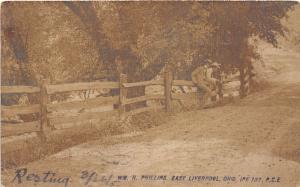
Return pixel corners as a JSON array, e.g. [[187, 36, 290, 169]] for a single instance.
[[164, 64, 173, 112], [217, 70, 224, 102], [239, 63, 246, 98], [248, 63, 255, 93], [244, 66, 250, 96], [240, 62, 252, 98], [40, 79, 48, 137], [119, 74, 128, 118]]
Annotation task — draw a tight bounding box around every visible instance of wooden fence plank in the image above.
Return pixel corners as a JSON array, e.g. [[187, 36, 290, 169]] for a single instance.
[[123, 95, 164, 105], [239, 65, 246, 98], [216, 71, 223, 101], [49, 110, 118, 125], [126, 105, 164, 116], [47, 96, 119, 112], [1, 121, 40, 137], [119, 74, 128, 117], [172, 80, 194, 86], [46, 81, 119, 94], [165, 65, 173, 112], [1, 104, 40, 116], [1, 86, 40, 94], [40, 79, 48, 134], [122, 80, 164, 88]]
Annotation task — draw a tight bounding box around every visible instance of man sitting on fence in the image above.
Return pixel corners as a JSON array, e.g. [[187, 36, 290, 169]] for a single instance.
[[191, 60, 220, 107]]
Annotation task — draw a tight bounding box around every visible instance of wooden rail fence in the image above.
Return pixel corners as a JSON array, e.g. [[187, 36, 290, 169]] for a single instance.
[[1, 65, 254, 139], [1, 86, 41, 137]]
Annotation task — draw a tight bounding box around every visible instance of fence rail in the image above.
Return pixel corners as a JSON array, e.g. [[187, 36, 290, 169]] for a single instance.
[[46, 81, 119, 94], [122, 80, 164, 88], [47, 96, 118, 112], [1, 80, 120, 138], [1, 86, 40, 94], [173, 80, 194, 86], [2, 104, 40, 116], [123, 95, 164, 105]]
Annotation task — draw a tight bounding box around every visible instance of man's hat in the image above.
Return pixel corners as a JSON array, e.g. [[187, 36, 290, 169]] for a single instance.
[[207, 59, 213, 64], [210, 62, 221, 67], [206, 59, 220, 67]]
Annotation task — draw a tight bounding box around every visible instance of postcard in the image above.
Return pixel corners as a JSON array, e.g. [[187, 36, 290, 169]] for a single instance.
[[1, 1, 300, 187]]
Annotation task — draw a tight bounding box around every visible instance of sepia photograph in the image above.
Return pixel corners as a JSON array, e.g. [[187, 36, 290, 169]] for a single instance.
[[1, 1, 300, 187]]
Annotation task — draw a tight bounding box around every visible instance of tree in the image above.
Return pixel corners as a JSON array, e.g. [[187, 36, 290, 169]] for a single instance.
[[1, 2, 105, 85], [202, 2, 296, 96], [2, 2, 296, 87], [205, 2, 296, 69], [2, 2, 37, 86]]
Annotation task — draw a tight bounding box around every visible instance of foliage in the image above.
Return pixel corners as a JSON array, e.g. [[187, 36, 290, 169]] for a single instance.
[[1, 1, 297, 86], [205, 2, 297, 73]]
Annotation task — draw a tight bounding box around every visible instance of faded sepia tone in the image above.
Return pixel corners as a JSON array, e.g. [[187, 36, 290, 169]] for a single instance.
[[1, 1, 300, 187]]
